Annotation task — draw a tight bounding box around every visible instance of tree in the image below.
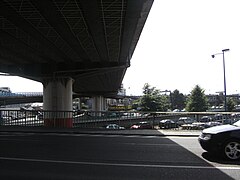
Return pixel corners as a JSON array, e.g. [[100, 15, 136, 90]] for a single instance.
[[227, 98, 235, 112], [171, 89, 186, 110], [186, 85, 208, 112], [139, 83, 170, 111]]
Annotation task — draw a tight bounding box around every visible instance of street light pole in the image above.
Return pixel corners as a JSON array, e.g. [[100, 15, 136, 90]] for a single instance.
[[212, 49, 230, 112], [222, 49, 228, 112]]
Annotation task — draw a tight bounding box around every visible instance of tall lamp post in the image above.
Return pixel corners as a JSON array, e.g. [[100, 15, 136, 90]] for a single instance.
[[211, 49, 230, 112]]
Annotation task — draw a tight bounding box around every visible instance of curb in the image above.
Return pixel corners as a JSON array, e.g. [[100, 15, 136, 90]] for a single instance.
[[0, 129, 201, 137]]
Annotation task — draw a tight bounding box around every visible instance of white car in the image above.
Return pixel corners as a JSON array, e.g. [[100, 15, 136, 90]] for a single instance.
[[106, 124, 125, 130]]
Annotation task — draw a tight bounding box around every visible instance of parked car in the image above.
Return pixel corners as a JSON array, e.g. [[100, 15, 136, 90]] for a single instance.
[[199, 116, 212, 123], [214, 114, 233, 124], [198, 120, 240, 160], [190, 122, 206, 130], [130, 122, 152, 129], [177, 117, 194, 126], [213, 114, 224, 121], [203, 121, 222, 128], [231, 113, 240, 124], [159, 119, 178, 129], [106, 124, 125, 130]]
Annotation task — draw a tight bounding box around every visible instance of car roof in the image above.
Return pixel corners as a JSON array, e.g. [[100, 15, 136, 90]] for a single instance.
[[179, 117, 191, 119]]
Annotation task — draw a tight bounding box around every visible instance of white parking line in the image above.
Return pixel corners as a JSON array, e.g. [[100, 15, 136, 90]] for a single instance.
[[0, 156, 240, 170]]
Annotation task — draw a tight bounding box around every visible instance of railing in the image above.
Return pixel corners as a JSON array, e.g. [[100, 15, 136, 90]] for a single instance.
[[0, 110, 43, 126], [0, 110, 239, 129], [0, 92, 43, 97]]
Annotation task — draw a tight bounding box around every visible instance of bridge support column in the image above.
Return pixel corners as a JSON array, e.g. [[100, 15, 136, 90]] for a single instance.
[[92, 96, 106, 111], [43, 77, 73, 128]]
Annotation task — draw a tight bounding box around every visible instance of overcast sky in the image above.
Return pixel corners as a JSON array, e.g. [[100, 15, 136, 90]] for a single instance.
[[1, 0, 240, 95], [123, 0, 240, 95]]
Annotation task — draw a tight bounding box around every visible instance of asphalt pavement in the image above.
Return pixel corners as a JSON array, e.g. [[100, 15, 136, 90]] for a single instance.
[[0, 128, 236, 180], [2, 126, 240, 180]]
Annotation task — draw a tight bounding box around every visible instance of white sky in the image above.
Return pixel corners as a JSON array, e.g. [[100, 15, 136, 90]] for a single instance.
[[1, 0, 240, 95], [123, 0, 240, 95]]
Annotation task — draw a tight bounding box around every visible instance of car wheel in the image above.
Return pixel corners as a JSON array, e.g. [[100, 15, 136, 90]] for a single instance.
[[223, 140, 240, 160]]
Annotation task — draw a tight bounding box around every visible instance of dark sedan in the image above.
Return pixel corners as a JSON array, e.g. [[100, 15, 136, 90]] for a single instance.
[[198, 120, 240, 160], [130, 122, 152, 129], [159, 119, 178, 129]]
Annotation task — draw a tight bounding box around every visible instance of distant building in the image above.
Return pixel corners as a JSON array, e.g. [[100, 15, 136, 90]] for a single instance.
[[207, 93, 224, 107], [207, 92, 240, 112], [117, 84, 126, 96]]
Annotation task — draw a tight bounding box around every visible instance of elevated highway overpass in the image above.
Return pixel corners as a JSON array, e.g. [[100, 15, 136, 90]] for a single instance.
[[0, 0, 154, 127], [0, 92, 43, 106]]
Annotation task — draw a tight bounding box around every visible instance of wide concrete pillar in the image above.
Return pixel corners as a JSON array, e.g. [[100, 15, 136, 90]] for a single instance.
[[43, 77, 73, 128], [92, 96, 106, 111]]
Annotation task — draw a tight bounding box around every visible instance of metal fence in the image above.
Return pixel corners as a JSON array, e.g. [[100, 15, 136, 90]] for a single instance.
[[0, 110, 43, 126], [0, 109, 239, 129]]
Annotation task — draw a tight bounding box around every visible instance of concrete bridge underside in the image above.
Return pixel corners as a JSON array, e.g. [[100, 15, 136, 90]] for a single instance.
[[0, 0, 154, 127]]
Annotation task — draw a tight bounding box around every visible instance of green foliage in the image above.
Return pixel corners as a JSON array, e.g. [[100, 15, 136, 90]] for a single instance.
[[227, 98, 235, 112], [186, 85, 208, 112], [171, 89, 186, 110], [142, 83, 155, 95], [139, 83, 170, 111]]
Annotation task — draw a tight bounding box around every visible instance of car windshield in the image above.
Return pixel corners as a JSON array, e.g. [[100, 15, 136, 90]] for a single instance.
[[233, 120, 240, 127]]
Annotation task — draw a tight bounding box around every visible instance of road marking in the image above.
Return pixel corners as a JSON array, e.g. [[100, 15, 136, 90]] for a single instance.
[[121, 142, 179, 146], [0, 156, 240, 170]]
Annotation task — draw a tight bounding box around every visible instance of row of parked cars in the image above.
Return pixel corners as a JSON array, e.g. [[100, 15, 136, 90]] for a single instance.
[[159, 117, 199, 129], [159, 114, 240, 130], [105, 121, 152, 130], [105, 113, 240, 130]]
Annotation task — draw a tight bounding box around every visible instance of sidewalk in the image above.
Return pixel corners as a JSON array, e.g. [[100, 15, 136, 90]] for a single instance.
[[0, 126, 201, 137], [158, 129, 201, 136]]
